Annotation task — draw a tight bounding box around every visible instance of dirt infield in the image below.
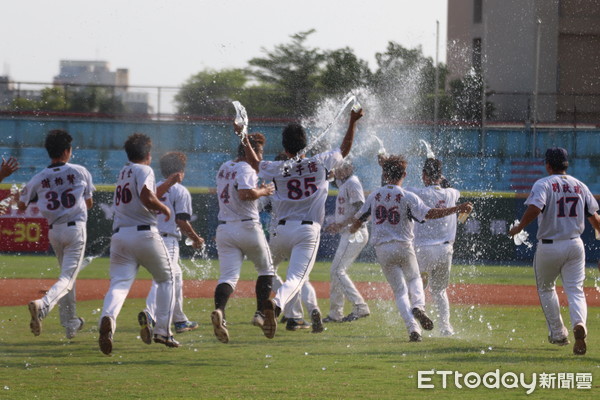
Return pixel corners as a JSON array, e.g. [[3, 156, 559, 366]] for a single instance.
[[1, 278, 599, 307]]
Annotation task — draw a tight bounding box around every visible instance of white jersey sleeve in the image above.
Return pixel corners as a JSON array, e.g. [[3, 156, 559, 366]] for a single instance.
[[19, 162, 95, 225], [259, 149, 343, 224], [409, 185, 460, 245], [157, 182, 193, 239], [526, 174, 599, 240], [335, 175, 366, 225], [112, 163, 157, 230], [216, 160, 260, 221]]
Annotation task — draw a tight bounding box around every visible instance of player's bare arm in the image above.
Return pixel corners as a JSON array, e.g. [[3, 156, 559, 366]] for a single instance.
[[509, 204, 542, 236], [175, 219, 204, 249], [238, 183, 275, 201], [340, 109, 364, 158], [425, 202, 473, 220], [326, 201, 364, 233], [0, 156, 19, 182], [85, 197, 93, 210], [587, 212, 600, 233], [140, 185, 171, 221], [156, 172, 183, 198]]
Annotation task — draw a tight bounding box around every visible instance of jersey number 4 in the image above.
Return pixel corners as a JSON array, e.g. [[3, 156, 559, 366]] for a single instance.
[[556, 197, 579, 217]]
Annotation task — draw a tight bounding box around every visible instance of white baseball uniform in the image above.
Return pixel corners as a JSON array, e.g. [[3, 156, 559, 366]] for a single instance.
[[525, 173, 599, 341], [328, 175, 370, 320], [216, 160, 273, 289], [20, 162, 95, 333], [259, 148, 344, 311], [262, 195, 318, 319], [145, 182, 193, 324], [100, 162, 175, 338], [356, 184, 431, 334], [409, 184, 460, 334]]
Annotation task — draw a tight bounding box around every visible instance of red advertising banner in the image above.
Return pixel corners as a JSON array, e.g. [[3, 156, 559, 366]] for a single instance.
[[0, 189, 50, 252]]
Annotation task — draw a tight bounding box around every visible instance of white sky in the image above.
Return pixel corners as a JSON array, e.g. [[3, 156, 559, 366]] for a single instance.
[[1, 0, 447, 87]]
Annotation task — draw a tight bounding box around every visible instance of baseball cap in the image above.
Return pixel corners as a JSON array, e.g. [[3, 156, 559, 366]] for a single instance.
[[545, 147, 568, 163]]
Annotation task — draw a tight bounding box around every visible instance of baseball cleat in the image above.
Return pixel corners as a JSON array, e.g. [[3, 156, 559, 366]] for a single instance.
[[341, 311, 370, 322], [262, 299, 278, 339], [310, 309, 324, 334], [138, 311, 154, 345], [573, 324, 587, 355], [211, 309, 230, 344], [251, 311, 265, 328], [28, 300, 43, 336], [548, 336, 570, 346], [412, 308, 434, 331], [322, 316, 343, 323], [153, 334, 180, 348], [174, 320, 199, 334], [98, 316, 113, 355], [66, 317, 85, 339], [286, 318, 311, 331], [409, 332, 422, 342]]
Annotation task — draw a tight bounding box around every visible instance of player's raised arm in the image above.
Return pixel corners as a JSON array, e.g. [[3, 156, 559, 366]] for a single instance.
[[340, 109, 364, 158], [0, 157, 19, 182]]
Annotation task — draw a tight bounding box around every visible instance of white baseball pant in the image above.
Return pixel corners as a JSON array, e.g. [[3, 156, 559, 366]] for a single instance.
[[415, 243, 453, 333], [270, 221, 321, 311], [101, 226, 175, 337], [273, 275, 319, 318], [216, 220, 274, 289], [146, 235, 188, 324], [38, 221, 86, 331], [328, 228, 369, 320], [534, 238, 586, 341], [375, 241, 425, 334]]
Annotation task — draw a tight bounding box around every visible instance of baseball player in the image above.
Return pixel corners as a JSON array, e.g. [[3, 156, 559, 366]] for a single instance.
[[322, 161, 370, 323], [350, 154, 472, 342], [261, 152, 321, 332], [18, 130, 95, 339], [408, 158, 461, 336], [212, 133, 275, 343], [141, 152, 204, 338], [98, 133, 177, 355], [509, 147, 600, 356], [245, 108, 364, 339]]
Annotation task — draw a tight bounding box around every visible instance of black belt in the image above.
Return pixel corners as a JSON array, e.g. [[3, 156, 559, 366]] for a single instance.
[[219, 219, 253, 225], [278, 220, 313, 225], [49, 221, 76, 229], [541, 238, 577, 244], [114, 225, 151, 233]]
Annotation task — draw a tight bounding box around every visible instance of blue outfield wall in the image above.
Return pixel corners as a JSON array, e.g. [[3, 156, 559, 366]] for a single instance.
[[1, 116, 600, 264], [1, 116, 600, 192]]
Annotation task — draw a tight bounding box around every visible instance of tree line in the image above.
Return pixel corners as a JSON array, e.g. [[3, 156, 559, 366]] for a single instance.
[[6, 30, 491, 121]]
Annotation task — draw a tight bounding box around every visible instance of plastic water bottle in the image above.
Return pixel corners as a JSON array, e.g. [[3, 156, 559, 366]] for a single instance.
[[185, 237, 194, 246], [457, 210, 471, 224], [351, 98, 362, 113], [348, 230, 364, 244]]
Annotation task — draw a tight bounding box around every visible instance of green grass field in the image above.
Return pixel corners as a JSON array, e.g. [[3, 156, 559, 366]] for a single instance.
[[2, 254, 600, 287], [1, 255, 600, 398], [0, 299, 598, 399]]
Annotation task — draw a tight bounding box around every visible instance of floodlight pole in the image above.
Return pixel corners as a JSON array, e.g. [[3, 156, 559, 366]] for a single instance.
[[434, 20, 440, 139], [532, 19, 542, 158]]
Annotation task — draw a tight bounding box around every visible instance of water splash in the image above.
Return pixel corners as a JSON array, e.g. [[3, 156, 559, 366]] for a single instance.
[[419, 139, 435, 159], [232, 100, 248, 143]]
